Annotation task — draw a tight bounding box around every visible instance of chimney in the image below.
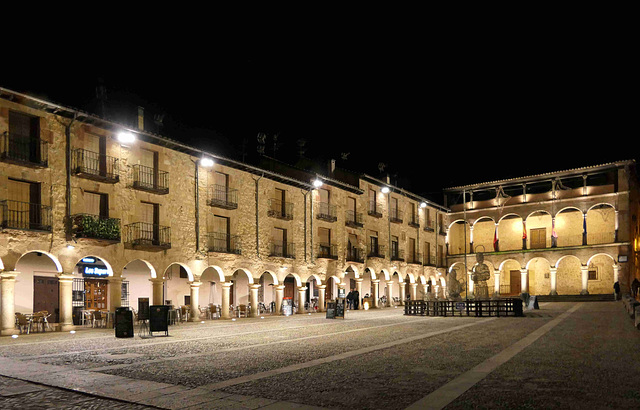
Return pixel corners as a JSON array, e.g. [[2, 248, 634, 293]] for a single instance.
[[328, 159, 336, 176], [137, 106, 144, 131]]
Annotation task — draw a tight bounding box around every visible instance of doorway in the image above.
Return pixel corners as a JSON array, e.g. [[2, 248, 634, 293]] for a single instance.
[[33, 276, 59, 323]]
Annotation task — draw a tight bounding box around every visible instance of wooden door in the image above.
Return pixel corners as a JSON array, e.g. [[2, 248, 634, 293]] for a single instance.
[[509, 270, 521, 295], [284, 277, 295, 299], [326, 277, 334, 300], [85, 279, 108, 310], [33, 276, 59, 322], [530, 228, 547, 249]]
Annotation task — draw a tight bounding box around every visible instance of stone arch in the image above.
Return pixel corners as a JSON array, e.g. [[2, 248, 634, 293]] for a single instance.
[[525, 257, 552, 295], [73, 255, 114, 276], [473, 215, 496, 227], [554, 205, 584, 218], [344, 264, 360, 278], [163, 262, 194, 282], [363, 267, 377, 281], [498, 258, 523, 272], [379, 269, 391, 281], [233, 268, 255, 284], [556, 254, 582, 295], [586, 253, 616, 267], [586, 253, 617, 294], [201, 265, 226, 283], [124, 259, 157, 278], [261, 270, 280, 285], [16, 250, 62, 273]]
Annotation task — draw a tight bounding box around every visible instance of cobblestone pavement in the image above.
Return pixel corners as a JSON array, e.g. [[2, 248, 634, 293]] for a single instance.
[[1, 302, 638, 409]]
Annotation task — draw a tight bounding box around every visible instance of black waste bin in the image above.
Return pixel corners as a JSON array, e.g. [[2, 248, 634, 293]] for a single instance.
[[115, 307, 134, 338]]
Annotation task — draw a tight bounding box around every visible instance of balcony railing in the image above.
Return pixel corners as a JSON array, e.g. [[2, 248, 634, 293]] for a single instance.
[[346, 246, 364, 263], [71, 149, 119, 183], [0, 132, 48, 167], [71, 213, 121, 241], [406, 252, 422, 265], [368, 201, 383, 218], [132, 165, 169, 194], [367, 243, 386, 258], [391, 248, 404, 262], [268, 199, 293, 220], [207, 185, 238, 210], [316, 202, 337, 222], [317, 243, 338, 259], [270, 241, 295, 258], [205, 232, 241, 254], [423, 220, 435, 232], [0, 200, 52, 231], [345, 210, 364, 228], [390, 208, 403, 224], [408, 214, 420, 228], [124, 222, 171, 249]]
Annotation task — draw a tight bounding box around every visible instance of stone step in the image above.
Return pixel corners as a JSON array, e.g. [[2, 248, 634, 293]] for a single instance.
[[535, 293, 615, 302]]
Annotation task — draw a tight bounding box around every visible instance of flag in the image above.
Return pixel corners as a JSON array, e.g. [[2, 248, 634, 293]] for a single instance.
[[522, 221, 527, 240], [493, 225, 499, 251], [552, 218, 558, 238]]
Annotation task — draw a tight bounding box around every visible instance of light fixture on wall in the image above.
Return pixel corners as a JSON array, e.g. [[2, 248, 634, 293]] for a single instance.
[[381, 187, 390, 194], [200, 157, 214, 167], [117, 131, 136, 145], [313, 178, 323, 188]]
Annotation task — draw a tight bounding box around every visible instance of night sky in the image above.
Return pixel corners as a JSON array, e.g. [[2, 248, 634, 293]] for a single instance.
[[2, 36, 633, 204]]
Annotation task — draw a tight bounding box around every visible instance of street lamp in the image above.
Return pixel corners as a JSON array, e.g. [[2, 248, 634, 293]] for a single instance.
[[313, 178, 323, 188], [117, 131, 135, 145], [200, 157, 214, 167]]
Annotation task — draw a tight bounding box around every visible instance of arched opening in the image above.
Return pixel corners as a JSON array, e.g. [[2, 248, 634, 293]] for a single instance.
[[555, 207, 584, 247], [123, 259, 155, 315], [259, 271, 277, 314], [305, 275, 320, 311], [586, 204, 616, 245], [71, 255, 114, 326], [199, 266, 226, 319], [498, 259, 523, 296], [556, 255, 582, 295], [391, 272, 403, 305], [230, 269, 253, 316], [15, 251, 62, 325], [164, 263, 194, 313], [525, 257, 551, 295], [586, 254, 616, 294]]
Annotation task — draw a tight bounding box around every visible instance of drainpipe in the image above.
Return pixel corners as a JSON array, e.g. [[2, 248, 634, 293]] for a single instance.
[[194, 160, 200, 252], [254, 173, 263, 258]]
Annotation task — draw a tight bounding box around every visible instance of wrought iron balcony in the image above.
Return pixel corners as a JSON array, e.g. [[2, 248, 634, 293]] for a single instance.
[[124, 222, 171, 250], [268, 198, 293, 220], [345, 210, 364, 228], [0, 200, 52, 231], [71, 149, 119, 183], [205, 232, 241, 254], [316, 202, 337, 222], [390, 208, 403, 224], [367, 243, 386, 259], [408, 213, 420, 228], [423, 220, 435, 232], [368, 200, 383, 218], [270, 240, 295, 258], [71, 213, 121, 241], [406, 252, 422, 265], [346, 246, 364, 263], [207, 185, 238, 210], [131, 164, 169, 194], [317, 243, 338, 260], [391, 248, 404, 262], [0, 132, 48, 167]]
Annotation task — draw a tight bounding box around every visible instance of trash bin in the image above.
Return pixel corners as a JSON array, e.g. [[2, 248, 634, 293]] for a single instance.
[[115, 307, 133, 338]]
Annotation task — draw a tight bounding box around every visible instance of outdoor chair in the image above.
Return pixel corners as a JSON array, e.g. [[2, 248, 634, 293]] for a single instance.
[[93, 310, 106, 328], [209, 304, 220, 319], [237, 304, 248, 318], [15, 313, 31, 334], [180, 306, 189, 322]]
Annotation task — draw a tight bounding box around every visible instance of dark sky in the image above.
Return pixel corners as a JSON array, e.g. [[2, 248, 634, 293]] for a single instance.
[[2, 33, 633, 203]]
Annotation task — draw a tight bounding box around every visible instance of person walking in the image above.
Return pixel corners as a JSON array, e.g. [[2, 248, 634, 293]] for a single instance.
[[346, 289, 354, 309], [353, 289, 360, 310], [631, 278, 640, 299], [613, 281, 621, 301]]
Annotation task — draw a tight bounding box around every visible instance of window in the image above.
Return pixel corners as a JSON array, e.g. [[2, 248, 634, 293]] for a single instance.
[[530, 228, 546, 249], [85, 192, 108, 218], [588, 267, 598, 281]]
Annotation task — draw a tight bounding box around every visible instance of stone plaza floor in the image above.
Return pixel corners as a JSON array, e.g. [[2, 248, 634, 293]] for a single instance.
[[1, 301, 639, 409]]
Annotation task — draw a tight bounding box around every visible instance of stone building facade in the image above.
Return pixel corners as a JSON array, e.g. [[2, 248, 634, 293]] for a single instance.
[[444, 161, 639, 299], [0, 88, 449, 335]]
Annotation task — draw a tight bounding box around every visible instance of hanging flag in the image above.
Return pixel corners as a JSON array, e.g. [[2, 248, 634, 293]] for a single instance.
[[552, 218, 558, 238], [493, 225, 499, 251], [522, 221, 527, 240]]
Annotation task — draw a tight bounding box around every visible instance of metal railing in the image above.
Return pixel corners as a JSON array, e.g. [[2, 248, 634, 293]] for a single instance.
[[367, 243, 386, 258], [406, 252, 422, 265], [346, 246, 364, 263], [368, 201, 383, 218], [0, 200, 52, 231], [0, 132, 48, 167], [423, 220, 435, 231], [71, 148, 119, 182], [71, 213, 121, 241], [390, 208, 403, 224], [270, 241, 295, 258], [345, 210, 364, 228], [408, 213, 420, 228], [205, 232, 241, 254], [132, 164, 169, 194], [391, 247, 404, 261], [124, 222, 171, 248], [316, 202, 337, 222], [267, 198, 293, 220], [207, 185, 238, 209], [317, 243, 338, 259]]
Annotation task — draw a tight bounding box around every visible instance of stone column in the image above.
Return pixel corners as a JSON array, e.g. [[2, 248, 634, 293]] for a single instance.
[[58, 273, 75, 331], [549, 267, 558, 295], [275, 285, 285, 315], [355, 278, 363, 308], [0, 271, 18, 336], [580, 266, 589, 295], [613, 264, 620, 283], [520, 268, 528, 294], [108, 276, 123, 313], [493, 272, 500, 297], [150, 278, 165, 306], [468, 272, 474, 297], [386, 281, 394, 307], [189, 281, 202, 321], [249, 284, 260, 317], [221, 282, 232, 319], [410, 283, 418, 300], [317, 285, 326, 312], [372, 280, 380, 307], [297, 286, 307, 314]]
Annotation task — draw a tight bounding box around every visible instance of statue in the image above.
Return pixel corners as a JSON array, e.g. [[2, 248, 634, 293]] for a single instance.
[[447, 269, 465, 300], [471, 252, 491, 300]]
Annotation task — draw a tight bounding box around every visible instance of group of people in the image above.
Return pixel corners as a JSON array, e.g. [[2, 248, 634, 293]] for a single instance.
[[346, 289, 360, 310], [613, 278, 640, 300]]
